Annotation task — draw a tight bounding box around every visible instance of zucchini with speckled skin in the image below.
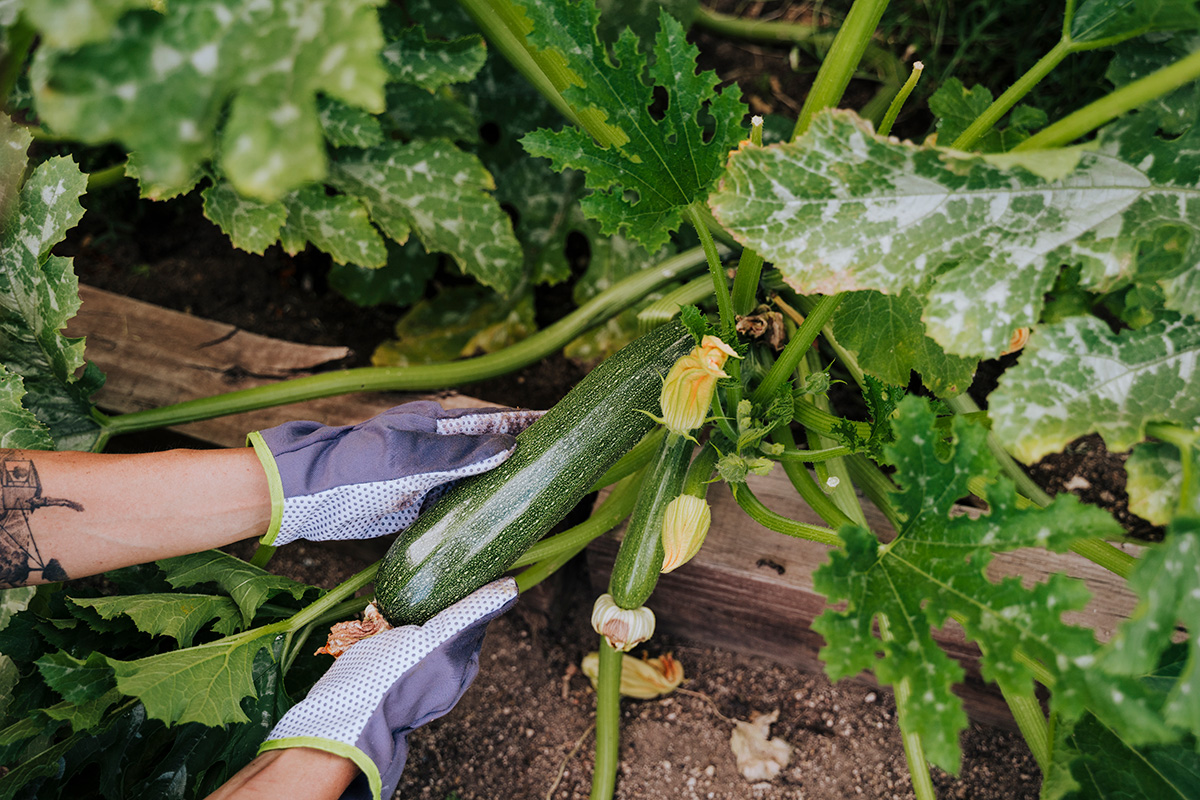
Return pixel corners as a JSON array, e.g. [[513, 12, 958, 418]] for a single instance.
[[375, 321, 693, 625]]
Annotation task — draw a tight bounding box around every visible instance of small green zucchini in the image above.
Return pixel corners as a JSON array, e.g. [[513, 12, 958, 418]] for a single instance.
[[376, 321, 693, 625], [607, 431, 694, 609]]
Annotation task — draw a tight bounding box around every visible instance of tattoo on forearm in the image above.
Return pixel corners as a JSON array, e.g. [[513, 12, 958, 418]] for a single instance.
[[0, 452, 81, 587]]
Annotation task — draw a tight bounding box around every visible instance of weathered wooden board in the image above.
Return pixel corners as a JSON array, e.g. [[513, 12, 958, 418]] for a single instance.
[[66, 285, 488, 447], [588, 468, 1142, 729]]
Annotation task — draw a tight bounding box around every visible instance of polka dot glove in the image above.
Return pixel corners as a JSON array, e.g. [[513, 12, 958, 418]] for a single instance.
[[259, 578, 519, 800], [248, 401, 543, 547]]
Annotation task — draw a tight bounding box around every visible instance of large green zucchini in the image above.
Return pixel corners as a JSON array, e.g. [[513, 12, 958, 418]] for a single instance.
[[375, 320, 693, 625]]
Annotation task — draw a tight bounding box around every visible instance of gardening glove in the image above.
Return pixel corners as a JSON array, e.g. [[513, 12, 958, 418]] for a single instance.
[[259, 578, 519, 800], [248, 400, 543, 547]]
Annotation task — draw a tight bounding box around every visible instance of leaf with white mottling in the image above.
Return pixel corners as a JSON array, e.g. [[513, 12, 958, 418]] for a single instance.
[[519, 3, 746, 252], [330, 139, 523, 295], [23, 0, 153, 49], [0, 368, 54, 450], [990, 316, 1200, 463], [201, 181, 286, 255], [832, 290, 977, 397], [280, 185, 386, 267], [0, 154, 102, 450], [328, 239, 438, 307], [709, 109, 1200, 357], [1126, 441, 1199, 526], [380, 24, 486, 90], [30, 0, 387, 201], [1069, 0, 1200, 45], [1107, 32, 1200, 136], [1103, 517, 1200, 741], [318, 97, 384, 149]]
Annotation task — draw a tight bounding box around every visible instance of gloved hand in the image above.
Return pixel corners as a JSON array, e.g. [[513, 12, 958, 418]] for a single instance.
[[259, 578, 519, 800], [248, 401, 542, 547]]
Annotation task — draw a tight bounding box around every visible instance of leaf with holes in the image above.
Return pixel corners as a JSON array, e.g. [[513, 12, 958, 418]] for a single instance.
[[519, 2, 746, 252], [812, 395, 1132, 771], [990, 315, 1200, 463], [710, 109, 1200, 357]]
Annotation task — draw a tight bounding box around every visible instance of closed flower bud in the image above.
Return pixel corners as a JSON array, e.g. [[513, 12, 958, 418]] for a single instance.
[[591, 593, 656, 651], [581, 651, 685, 698], [660, 494, 711, 573], [659, 335, 739, 434]]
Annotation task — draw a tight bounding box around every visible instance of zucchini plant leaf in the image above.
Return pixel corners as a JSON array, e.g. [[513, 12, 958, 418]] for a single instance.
[[1103, 516, 1200, 739], [1106, 32, 1200, 136], [1068, 0, 1200, 46], [157, 551, 313, 628], [317, 97, 385, 150], [811, 395, 1127, 771], [928, 78, 1046, 151], [831, 290, 977, 397], [0, 147, 102, 451], [830, 374, 904, 460], [21, 0, 154, 49], [34, 651, 116, 705], [105, 629, 276, 726], [989, 315, 1200, 463], [519, 2, 746, 252], [72, 593, 242, 648], [1045, 646, 1200, 800], [379, 23, 487, 90], [0, 368, 55, 450], [200, 181, 288, 256], [372, 286, 535, 367], [279, 185, 387, 268], [29, 0, 387, 201], [330, 139, 524, 296], [710, 109, 1200, 357], [328, 239, 439, 308], [1125, 441, 1200, 526]]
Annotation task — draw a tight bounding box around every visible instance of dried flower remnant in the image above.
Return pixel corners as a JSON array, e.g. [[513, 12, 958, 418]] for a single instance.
[[659, 335, 740, 435], [591, 593, 656, 651], [660, 494, 712, 573], [581, 651, 685, 698], [735, 308, 786, 350], [730, 709, 793, 782], [316, 602, 394, 657]]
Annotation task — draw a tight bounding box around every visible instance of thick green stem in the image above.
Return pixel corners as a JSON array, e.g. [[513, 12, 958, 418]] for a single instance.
[[693, 5, 823, 44], [590, 638, 624, 800], [751, 293, 843, 406], [1005, 688, 1050, 773], [729, 481, 843, 546], [455, 0, 623, 147], [845, 453, 903, 530], [512, 475, 641, 569], [951, 39, 1073, 151], [87, 162, 128, 190], [878, 615, 937, 800], [792, 398, 870, 440], [687, 203, 735, 333], [801, 348, 867, 526], [771, 423, 855, 529], [637, 274, 718, 332], [1015, 48, 1200, 151], [99, 248, 706, 437], [877, 61, 924, 137], [771, 445, 853, 463], [791, 0, 892, 139], [730, 117, 766, 317]]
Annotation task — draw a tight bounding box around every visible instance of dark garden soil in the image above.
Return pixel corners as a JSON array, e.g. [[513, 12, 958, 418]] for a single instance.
[[55, 6, 1160, 798]]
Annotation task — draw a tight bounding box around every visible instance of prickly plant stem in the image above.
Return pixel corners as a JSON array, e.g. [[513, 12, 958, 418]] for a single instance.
[[687, 203, 736, 333], [877, 61, 924, 137], [590, 639, 624, 800], [1016, 48, 1200, 151], [878, 614, 938, 800], [791, 0, 892, 139], [730, 480, 843, 546], [730, 117, 766, 317]]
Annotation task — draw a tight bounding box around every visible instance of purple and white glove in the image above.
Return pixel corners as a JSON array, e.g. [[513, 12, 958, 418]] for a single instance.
[[248, 401, 542, 547], [259, 579, 519, 800]]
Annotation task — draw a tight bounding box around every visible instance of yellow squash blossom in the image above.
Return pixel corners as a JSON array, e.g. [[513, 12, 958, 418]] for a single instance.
[[659, 335, 739, 435]]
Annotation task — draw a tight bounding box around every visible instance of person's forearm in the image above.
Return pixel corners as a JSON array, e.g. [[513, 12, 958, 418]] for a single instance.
[[204, 748, 359, 800], [0, 447, 271, 587]]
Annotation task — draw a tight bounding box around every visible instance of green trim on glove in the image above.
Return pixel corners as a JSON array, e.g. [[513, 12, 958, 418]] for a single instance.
[[257, 736, 382, 800], [247, 431, 285, 546]]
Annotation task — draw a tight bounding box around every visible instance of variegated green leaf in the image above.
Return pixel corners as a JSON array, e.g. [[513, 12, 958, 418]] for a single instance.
[[709, 109, 1200, 357], [200, 181, 287, 256], [372, 287, 534, 366], [1069, 0, 1200, 45], [519, 3, 746, 252], [812, 396, 1131, 771], [379, 24, 486, 90], [0, 154, 102, 450], [0, 368, 54, 450], [30, 0, 387, 201], [279, 185, 386, 267], [990, 315, 1200, 463], [1106, 32, 1200, 136], [330, 139, 523, 295], [22, 0, 153, 49], [317, 97, 385, 149], [831, 290, 977, 397], [1126, 441, 1200, 526]]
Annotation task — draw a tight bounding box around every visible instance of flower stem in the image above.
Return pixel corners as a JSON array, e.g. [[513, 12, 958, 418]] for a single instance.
[[877, 61, 924, 137], [687, 203, 735, 333], [98, 247, 707, 436], [729, 481, 843, 546], [791, 0, 892, 139], [1015, 48, 1200, 151], [590, 638, 624, 800]]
